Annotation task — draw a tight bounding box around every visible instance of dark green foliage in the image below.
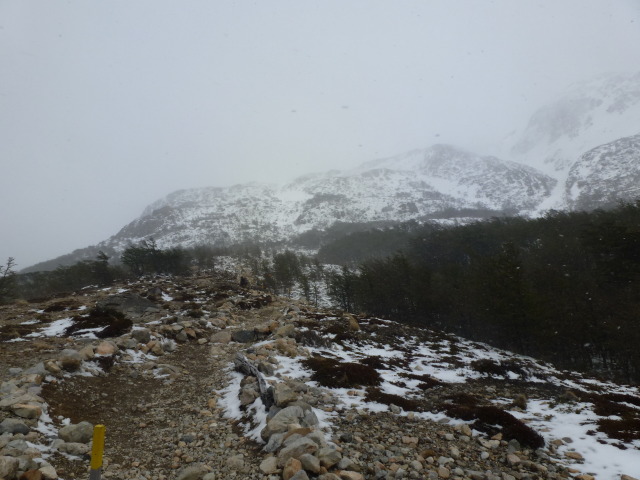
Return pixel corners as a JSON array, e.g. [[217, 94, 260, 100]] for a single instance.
[[272, 250, 301, 295], [121, 238, 191, 276], [331, 201, 640, 383], [0, 257, 17, 304], [14, 253, 127, 300], [302, 356, 381, 388]]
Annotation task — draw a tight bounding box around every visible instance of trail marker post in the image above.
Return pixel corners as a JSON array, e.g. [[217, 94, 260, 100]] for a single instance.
[[89, 424, 105, 480]]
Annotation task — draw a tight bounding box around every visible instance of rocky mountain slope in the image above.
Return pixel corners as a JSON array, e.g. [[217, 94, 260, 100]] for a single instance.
[[1, 272, 639, 480], [24, 144, 557, 272], [23, 72, 640, 272], [506, 71, 640, 211], [565, 133, 640, 211]]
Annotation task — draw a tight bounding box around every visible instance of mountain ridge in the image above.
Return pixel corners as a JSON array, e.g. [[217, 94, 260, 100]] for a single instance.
[[23, 72, 640, 272]]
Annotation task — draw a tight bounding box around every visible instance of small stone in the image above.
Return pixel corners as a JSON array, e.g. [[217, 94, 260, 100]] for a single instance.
[[0, 456, 19, 480], [20, 469, 44, 480], [210, 331, 232, 344], [274, 383, 298, 407], [317, 447, 342, 468], [59, 421, 94, 443], [78, 345, 95, 360], [337, 471, 364, 480], [176, 463, 208, 480], [0, 418, 30, 434], [277, 438, 318, 467], [131, 328, 152, 344], [96, 341, 118, 355], [260, 456, 278, 474], [437, 466, 450, 479], [289, 470, 310, 480], [36, 464, 56, 480], [59, 442, 91, 456], [226, 454, 245, 470], [506, 453, 520, 465], [12, 403, 42, 419], [59, 349, 82, 371], [564, 451, 584, 461], [283, 458, 302, 480], [44, 360, 62, 376], [299, 453, 321, 473], [621, 476, 640, 480]]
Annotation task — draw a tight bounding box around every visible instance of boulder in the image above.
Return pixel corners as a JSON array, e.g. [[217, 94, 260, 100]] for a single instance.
[[231, 330, 256, 343], [259, 456, 278, 474], [299, 453, 321, 474], [283, 458, 302, 480], [131, 328, 151, 344], [12, 403, 42, 419], [273, 383, 298, 407], [58, 349, 82, 372], [96, 293, 159, 319], [277, 438, 318, 467], [261, 406, 304, 441], [176, 464, 208, 480], [210, 331, 232, 344], [0, 456, 19, 480], [317, 447, 342, 468], [0, 418, 30, 435], [95, 341, 118, 355], [58, 421, 94, 443], [59, 442, 90, 456]]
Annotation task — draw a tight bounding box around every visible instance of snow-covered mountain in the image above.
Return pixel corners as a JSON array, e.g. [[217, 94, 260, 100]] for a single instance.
[[506, 71, 640, 210], [566, 133, 640, 211], [100, 144, 555, 253], [24, 72, 640, 271]]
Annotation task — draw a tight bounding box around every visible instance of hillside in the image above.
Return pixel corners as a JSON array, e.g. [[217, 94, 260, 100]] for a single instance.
[[22, 71, 640, 273], [1, 272, 639, 480]]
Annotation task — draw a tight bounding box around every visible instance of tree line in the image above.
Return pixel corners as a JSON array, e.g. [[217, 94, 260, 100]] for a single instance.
[[325, 201, 640, 383]]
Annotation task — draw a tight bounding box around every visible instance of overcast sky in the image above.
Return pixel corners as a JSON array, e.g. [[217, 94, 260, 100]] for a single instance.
[[1, 0, 639, 269]]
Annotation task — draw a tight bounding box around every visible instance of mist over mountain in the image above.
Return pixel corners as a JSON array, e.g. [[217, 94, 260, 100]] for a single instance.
[[25, 72, 640, 272]]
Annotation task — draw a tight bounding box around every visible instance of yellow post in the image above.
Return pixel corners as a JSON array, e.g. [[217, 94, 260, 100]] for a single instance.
[[89, 424, 105, 480]]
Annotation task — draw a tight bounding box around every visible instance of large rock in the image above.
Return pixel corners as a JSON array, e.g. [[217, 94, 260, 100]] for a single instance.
[[273, 383, 298, 407], [230, 330, 256, 343], [0, 455, 19, 480], [58, 421, 94, 443], [59, 442, 91, 456], [176, 464, 208, 480], [58, 349, 82, 372], [259, 456, 278, 474], [96, 293, 159, 319], [0, 418, 30, 435], [261, 406, 304, 441], [131, 328, 152, 344], [317, 447, 342, 468], [283, 458, 303, 480], [210, 331, 232, 344], [12, 403, 42, 419], [277, 438, 318, 467]]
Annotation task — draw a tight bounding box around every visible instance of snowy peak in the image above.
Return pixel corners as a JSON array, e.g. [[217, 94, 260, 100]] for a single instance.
[[510, 71, 640, 175], [566, 133, 640, 210], [98, 144, 555, 255]]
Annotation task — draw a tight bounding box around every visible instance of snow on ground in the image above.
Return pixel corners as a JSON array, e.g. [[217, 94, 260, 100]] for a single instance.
[[223, 315, 640, 480]]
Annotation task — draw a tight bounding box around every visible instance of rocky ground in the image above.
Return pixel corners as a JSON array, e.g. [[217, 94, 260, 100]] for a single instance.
[[0, 273, 639, 480]]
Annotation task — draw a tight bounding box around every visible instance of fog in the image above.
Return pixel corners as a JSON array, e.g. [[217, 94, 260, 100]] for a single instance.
[[1, 0, 639, 268]]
